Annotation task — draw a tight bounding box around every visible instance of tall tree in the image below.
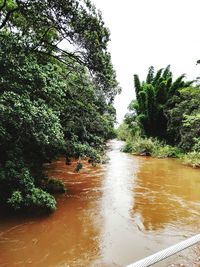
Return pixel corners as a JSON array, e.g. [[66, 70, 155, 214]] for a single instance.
[[128, 66, 193, 140], [0, 1, 119, 212]]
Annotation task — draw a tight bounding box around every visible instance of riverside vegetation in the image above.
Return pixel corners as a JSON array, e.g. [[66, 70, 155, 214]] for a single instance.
[[118, 65, 200, 168], [1, 1, 199, 215], [0, 0, 120, 213]]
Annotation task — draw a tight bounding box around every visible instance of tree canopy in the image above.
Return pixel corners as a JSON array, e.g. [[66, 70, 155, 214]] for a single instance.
[[0, 0, 119, 212], [0, 0, 119, 97], [126, 65, 193, 140]]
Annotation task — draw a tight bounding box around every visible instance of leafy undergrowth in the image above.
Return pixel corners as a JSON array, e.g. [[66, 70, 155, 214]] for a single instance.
[[122, 137, 181, 158], [122, 137, 200, 168], [182, 152, 200, 168]]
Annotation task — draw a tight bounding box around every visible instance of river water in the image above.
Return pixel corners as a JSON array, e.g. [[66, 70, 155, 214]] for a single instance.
[[1, 140, 200, 267]]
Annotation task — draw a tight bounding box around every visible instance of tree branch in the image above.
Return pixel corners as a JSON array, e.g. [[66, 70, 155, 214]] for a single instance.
[[31, 27, 53, 51], [32, 49, 81, 71], [47, 43, 85, 66]]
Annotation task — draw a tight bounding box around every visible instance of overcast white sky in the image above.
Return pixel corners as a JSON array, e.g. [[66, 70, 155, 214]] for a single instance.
[[92, 0, 200, 124]]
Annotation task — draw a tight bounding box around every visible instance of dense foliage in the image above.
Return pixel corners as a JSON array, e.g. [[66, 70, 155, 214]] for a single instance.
[[167, 87, 200, 151], [126, 66, 193, 140], [0, 0, 119, 212], [120, 66, 200, 166]]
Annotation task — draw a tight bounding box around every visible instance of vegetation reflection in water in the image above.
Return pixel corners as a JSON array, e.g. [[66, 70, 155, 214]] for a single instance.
[[1, 140, 200, 266]]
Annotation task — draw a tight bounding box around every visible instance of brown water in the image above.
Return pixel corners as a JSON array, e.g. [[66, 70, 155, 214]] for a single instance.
[[1, 140, 200, 267]]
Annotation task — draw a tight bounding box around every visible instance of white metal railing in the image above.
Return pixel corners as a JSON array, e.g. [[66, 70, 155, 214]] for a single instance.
[[126, 233, 200, 267]]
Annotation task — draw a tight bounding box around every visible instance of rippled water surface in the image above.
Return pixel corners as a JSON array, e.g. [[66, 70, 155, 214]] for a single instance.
[[1, 140, 200, 266]]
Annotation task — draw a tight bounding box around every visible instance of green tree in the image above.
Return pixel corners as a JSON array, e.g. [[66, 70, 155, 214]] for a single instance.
[[129, 66, 193, 140], [0, 0, 119, 98], [167, 87, 200, 151], [0, 1, 119, 212]]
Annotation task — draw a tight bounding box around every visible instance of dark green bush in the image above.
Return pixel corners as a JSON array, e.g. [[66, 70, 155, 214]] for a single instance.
[[46, 178, 66, 194]]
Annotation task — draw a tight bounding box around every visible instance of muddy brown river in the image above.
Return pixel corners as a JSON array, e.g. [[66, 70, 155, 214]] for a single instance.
[[1, 140, 200, 267]]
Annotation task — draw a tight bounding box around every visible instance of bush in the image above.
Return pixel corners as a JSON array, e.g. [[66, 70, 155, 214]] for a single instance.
[[122, 141, 135, 153], [6, 187, 56, 212], [7, 191, 23, 210], [46, 178, 66, 194], [182, 152, 200, 168], [122, 137, 181, 158], [123, 137, 159, 155], [152, 145, 181, 158], [74, 162, 83, 172], [26, 188, 56, 212]]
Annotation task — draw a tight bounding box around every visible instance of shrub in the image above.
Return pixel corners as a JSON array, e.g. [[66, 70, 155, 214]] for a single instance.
[[74, 162, 83, 172], [123, 137, 159, 155], [6, 187, 57, 212], [182, 152, 200, 168], [46, 178, 66, 194], [7, 191, 23, 210], [26, 188, 56, 212], [122, 137, 181, 158], [152, 145, 181, 158], [122, 141, 135, 153]]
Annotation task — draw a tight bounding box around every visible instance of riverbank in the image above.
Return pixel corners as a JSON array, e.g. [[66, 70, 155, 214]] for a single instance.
[[121, 136, 200, 168]]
